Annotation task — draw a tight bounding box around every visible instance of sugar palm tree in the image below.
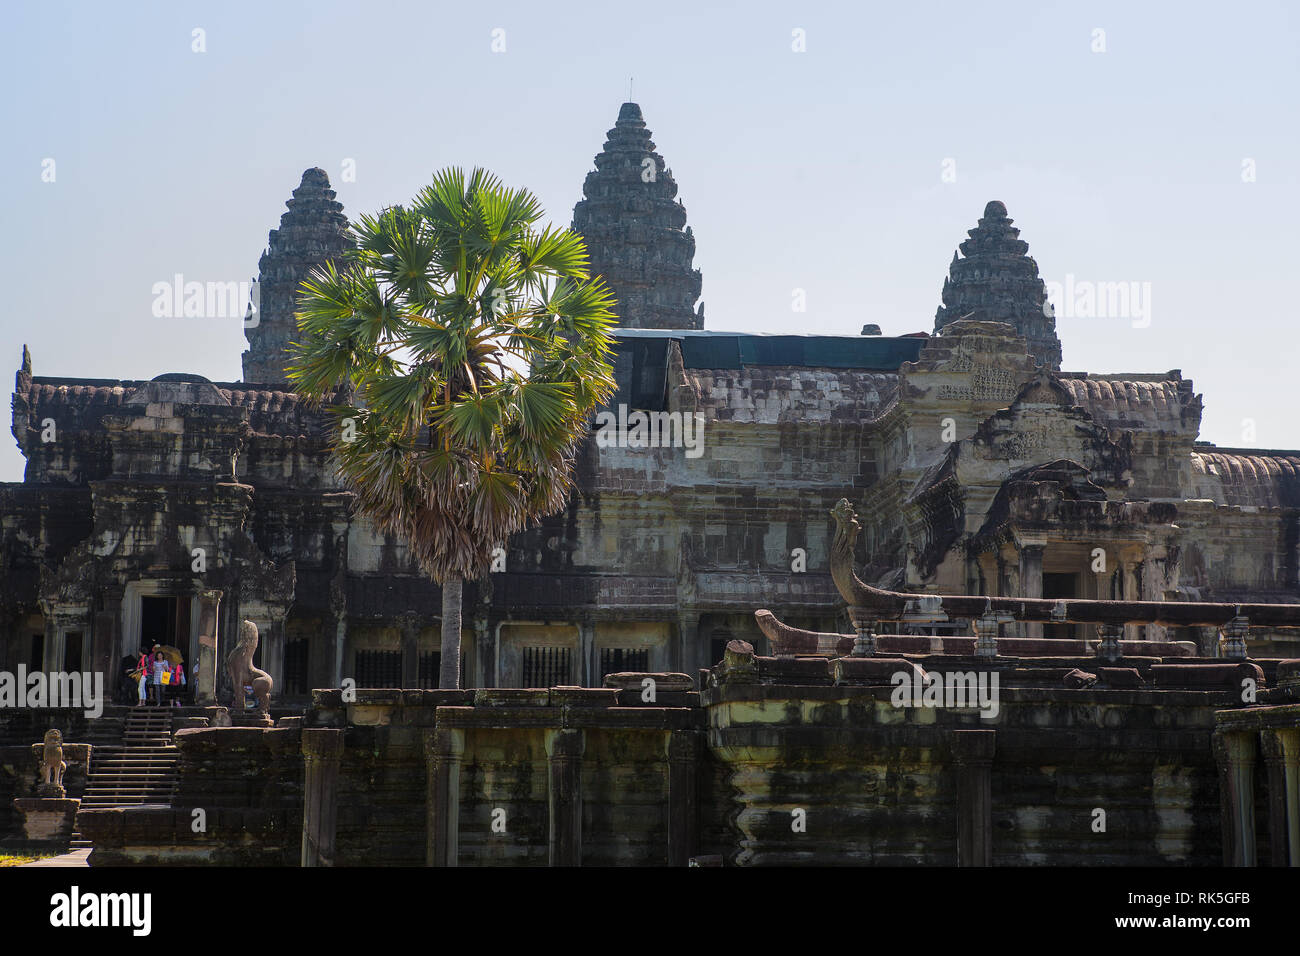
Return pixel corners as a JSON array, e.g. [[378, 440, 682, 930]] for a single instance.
[[287, 168, 617, 689]]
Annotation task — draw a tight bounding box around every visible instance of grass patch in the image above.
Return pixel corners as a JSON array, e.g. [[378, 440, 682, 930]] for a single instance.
[[0, 852, 55, 866]]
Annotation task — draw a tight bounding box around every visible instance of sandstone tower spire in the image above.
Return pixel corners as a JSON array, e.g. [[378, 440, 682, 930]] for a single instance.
[[242, 168, 353, 385], [934, 201, 1062, 370], [572, 103, 704, 330]]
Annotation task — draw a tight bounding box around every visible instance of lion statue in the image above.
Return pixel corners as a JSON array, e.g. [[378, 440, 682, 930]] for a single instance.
[[227, 620, 274, 717], [40, 728, 66, 795]]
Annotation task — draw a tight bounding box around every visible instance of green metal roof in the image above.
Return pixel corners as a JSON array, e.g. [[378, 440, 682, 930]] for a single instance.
[[612, 329, 926, 370]]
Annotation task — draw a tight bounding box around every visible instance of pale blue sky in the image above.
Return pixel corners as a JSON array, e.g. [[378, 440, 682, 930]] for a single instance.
[[2, 0, 1298, 481]]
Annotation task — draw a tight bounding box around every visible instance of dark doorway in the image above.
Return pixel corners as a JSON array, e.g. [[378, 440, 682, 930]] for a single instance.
[[63, 632, 83, 672], [1042, 572, 1078, 639], [140, 596, 187, 649], [283, 637, 309, 697], [30, 633, 44, 669]]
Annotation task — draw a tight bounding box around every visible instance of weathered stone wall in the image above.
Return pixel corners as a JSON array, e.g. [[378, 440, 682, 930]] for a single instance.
[[64, 660, 1300, 867], [702, 652, 1243, 866], [684, 367, 897, 424]]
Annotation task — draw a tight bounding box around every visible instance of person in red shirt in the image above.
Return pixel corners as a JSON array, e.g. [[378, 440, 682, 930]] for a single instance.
[[134, 647, 150, 707]]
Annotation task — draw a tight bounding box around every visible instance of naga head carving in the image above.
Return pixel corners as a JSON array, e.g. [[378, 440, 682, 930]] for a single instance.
[[831, 498, 861, 555]]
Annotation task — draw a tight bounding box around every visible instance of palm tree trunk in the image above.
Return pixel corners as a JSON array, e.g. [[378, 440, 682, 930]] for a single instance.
[[439, 573, 463, 689]]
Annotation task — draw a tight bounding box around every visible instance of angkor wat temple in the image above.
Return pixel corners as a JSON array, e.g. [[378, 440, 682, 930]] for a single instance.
[[4, 101, 1300, 704]]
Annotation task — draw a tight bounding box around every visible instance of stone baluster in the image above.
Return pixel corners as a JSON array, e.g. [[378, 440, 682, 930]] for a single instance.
[[1096, 623, 1125, 663], [1220, 616, 1249, 661], [849, 610, 877, 657], [973, 614, 1000, 659]]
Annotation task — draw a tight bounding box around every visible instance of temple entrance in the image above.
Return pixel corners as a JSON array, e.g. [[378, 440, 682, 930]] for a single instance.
[[62, 631, 83, 671], [140, 596, 187, 650], [1042, 572, 1078, 639]]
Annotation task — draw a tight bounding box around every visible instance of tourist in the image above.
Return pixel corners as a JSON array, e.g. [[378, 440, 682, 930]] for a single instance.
[[135, 647, 150, 707], [149, 650, 171, 706], [170, 661, 186, 707]]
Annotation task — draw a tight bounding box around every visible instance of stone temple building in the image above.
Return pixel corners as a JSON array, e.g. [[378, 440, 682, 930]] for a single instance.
[[4, 103, 1300, 706]]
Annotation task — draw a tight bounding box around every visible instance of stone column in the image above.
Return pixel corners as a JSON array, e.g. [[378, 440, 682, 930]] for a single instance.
[[1283, 728, 1300, 867], [399, 614, 420, 687], [667, 730, 699, 866], [1262, 728, 1300, 867], [263, 614, 287, 695], [1215, 731, 1259, 866], [301, 728, 345, 867], [474, 618, 493, 688], [1261, 730, 1289, 866], [1121, 562, 1139, 644], [1092, 568, 1111, 647], [952, 730, 996, 866], [1018, 544, 1044, 639], [547, 728, 585, 866], [425, 726, 464, 867], [578, 623, 596, 687], [676, 611, 700, 674], [1096, 624, 1124, 663], [195, 590, 223, 704], [331, 613, 347, 688]]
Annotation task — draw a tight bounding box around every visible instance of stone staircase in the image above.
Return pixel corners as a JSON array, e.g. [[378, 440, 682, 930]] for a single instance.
[[71, 706, 178, 849]]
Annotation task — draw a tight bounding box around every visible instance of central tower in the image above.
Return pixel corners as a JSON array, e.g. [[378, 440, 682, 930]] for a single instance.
[[934, 201, 1062, 370], [242, 168, 353, 385], [572, 103, 704, 330]]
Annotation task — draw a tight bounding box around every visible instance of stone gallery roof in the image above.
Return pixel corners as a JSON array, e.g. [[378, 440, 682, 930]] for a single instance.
[[20, 376, 328, 438], [24, 376, 302, 411], [218, 386, 306, 413], [21, 378, 136, 407], [1190, 449, 1300, 509], [1058, 373, 1201, 432]]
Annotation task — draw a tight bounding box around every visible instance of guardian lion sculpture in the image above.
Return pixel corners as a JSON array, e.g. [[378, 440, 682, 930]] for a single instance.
[[40, 728, 66, 795], [227, 620, 274, 717]]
